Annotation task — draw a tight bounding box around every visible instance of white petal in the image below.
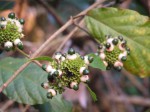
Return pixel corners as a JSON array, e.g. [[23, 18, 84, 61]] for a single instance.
[[54, 54, 62, 60], [84, 56, 89, 65], [80, 75, 89, 82], [80, 67, 86, 74], [103, 61, 108, 67], [99, 53, 105, 60], [67, 54, 77, 60], [70, 82, 77, 88], [4, 41, 13, 48], [14, 39, 21, 45], [48, 89, 56, 96], [114, 61, 123, 67], [46, 65, 53, 72]]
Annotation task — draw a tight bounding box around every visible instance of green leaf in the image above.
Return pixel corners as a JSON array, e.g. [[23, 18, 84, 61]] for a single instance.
[[88, 53, 106, 70], [35, 95, 72, 112], [31, 56, 54, 62], [85, 8, 150, 77], [86, 85, 97, 102], [0, 57, 70, 108]]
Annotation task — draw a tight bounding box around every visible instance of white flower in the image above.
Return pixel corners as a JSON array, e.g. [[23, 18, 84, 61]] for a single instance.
[[114, 61, 123, 67], [80, 75, 89, 82], [84, 56, 90, 65], [54, 53, 62, 60], [46, 65, 53, 72], [48, 89, 56, 96], [103, 61, 108, 67], [79, 67, 86, 74], [4, 41, 13, 48], [66, 54, 77, 60], [99, 53, 106, 60], [14, 38, 21, 45], [70, 82, 77, 89]]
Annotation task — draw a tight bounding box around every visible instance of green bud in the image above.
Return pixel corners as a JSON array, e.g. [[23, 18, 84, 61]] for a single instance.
[[112, 39, 118, 45], [0, 17, 6, 21], [68, 48, 75, 55], [47, 92, 53, 99], [115, 66, 122, 72], [17, 42, 24, 50], [121, 56, 127, 61], [19, 18, 25, 25], [83, 69, 89, 75], [53, 70, 59, 77], [105, 43, 111, 49], [88, 56, 94, 63], [118, 36, 123, 41], [8, 12, 15, 19], [42, 64, 47, 71], [73, 85, 79, 91]]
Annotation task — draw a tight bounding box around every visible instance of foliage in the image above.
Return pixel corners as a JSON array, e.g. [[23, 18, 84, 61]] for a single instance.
[[85, 7, 150, 77]]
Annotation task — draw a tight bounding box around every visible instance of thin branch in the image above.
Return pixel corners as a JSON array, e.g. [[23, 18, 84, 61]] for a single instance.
[[0, 100, 14, 111], [0, 0, 106, 93], [108, 95, 150, 107], [36, 0, 69, 34]]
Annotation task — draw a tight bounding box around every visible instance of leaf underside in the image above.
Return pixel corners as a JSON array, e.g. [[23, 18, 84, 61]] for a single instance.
[[85, 7, 150, 77]]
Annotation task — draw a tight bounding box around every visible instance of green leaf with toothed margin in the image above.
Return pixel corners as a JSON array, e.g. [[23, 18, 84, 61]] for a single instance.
[[0, 57, 72, 109], [88, 53, 106, 70], [85, 7, 150, 77]]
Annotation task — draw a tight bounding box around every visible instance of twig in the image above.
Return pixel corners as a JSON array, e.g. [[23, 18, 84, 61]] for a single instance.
[[0, 0, 106, 93], [55, 19, 84, 53], [36, 0, 68, 34], [0, 100, 14, 111], [108, 95, 150, 107]]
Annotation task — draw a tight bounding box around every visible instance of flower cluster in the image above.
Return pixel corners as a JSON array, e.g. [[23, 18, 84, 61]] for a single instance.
[[0, 12, 25, 52], [97, 35, 130, 71], [41, 48, 94, 99]]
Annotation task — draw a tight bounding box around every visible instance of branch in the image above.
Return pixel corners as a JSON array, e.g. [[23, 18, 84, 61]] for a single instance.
[[0, 0, 106, 93], [108, 95, 150, 107]]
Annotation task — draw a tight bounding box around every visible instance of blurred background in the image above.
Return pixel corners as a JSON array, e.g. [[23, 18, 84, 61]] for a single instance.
[[0, 0, 149, 112]]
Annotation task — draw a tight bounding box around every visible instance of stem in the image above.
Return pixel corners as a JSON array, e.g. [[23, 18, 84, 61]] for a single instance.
[[16, 48, 30, 58]]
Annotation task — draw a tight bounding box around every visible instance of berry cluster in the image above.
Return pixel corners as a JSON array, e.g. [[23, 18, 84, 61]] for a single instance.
[[97, 35, 130, 71], [41, 48, 94, 99], [0, 12, 25, 52]]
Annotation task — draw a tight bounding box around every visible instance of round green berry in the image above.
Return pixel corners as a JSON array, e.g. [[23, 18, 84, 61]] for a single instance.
[[118, 36, 123, 41], [83, 69, 89, 75], [121, 56, 127, 61], [115, 66, 122, 72], [0, 17, 6, 21], [98, 44, 103, 49], [88, 56, 94, 63], [53, 70, 59, 77], [105, 43, 111, 49], [17, 42, 24, 50], [42, 64, 47, 71], [112, 39, 118, 45], [47, 73, 55, 82], [8, 12, 15, 19], [73, 85, 79, 91], [68, 48, 75, 55], [19, 18, 25, 25], [47, 92, 53, 99], [41, 82, 44, 88]]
